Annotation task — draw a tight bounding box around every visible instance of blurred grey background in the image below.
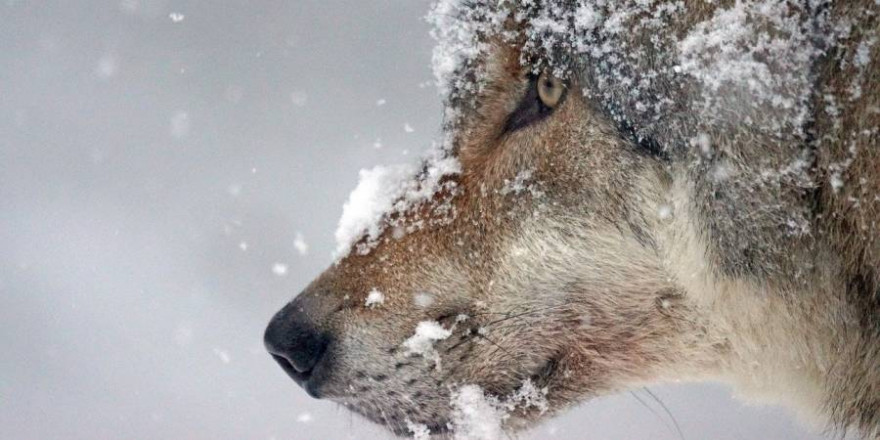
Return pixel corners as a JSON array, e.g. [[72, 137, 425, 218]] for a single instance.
[[0, 1, 824, 439]]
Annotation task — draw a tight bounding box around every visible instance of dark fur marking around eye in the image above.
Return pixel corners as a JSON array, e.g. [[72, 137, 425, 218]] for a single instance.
[[612, 115, 668, 159], [502, 74, 565, 135]]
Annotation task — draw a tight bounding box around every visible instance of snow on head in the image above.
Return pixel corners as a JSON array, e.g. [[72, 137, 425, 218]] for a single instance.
[[675, 0, 819, 133], [334, 143, 459, 259], [334, 164, 414, 257], [425, 0, 860, 153], [428, 1, 488, 99], [426, 0, 512, 107]]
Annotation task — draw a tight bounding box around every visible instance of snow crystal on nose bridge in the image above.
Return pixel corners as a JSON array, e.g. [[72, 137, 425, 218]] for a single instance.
[[333, 144, 460, 259]]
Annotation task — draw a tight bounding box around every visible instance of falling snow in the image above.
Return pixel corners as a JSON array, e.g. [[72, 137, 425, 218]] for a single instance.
[[212, 348, 231, 364], [293, 232, 309, 256], [169, 111, 190, 139], [95, 55, 118, 79], [271, 263, 288, 276], [290, 91, 308, 107]]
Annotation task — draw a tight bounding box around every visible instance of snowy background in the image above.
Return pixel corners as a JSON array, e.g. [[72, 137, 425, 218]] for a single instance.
[[0, 1, 825, 439]]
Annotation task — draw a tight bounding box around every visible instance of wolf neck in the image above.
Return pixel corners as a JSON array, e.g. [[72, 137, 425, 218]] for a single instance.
[[654, 172, 880, 437]]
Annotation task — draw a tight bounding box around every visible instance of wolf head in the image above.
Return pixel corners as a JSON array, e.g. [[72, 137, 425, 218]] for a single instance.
[[265, 0, 880, 438]]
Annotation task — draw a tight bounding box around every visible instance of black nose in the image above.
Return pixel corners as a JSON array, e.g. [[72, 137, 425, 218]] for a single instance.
[[264, 301, 330, 397]]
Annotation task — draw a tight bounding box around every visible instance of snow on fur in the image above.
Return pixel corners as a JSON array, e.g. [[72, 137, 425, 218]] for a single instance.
[[334, 143, 459, 258], [406, 420, 431, 440], [425, 0, 856, 141], [427, 0, 506, 103], [449, 381, 549, 440], [451, 385, 506, 440], [365, 288, 385, 308], [402, 320, 452, 357], [676, 0, 818, 133]]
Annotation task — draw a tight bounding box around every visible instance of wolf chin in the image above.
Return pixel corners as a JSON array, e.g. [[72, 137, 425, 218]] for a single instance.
[[264, 1, 880, 438]]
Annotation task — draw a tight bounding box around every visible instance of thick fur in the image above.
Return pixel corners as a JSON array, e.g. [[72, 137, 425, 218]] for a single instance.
[[270, 1, 880, 438]]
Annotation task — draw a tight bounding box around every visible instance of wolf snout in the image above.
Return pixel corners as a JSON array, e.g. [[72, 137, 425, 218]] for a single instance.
[[264, 299, 331, 398]]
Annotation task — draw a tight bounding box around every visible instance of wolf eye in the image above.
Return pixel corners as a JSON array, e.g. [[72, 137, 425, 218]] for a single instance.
[[502, 71, 567, 134], [537, 71, 564, 108]]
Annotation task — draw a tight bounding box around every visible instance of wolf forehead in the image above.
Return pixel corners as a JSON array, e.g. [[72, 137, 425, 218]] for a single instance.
[[438, 0, 823, 134]]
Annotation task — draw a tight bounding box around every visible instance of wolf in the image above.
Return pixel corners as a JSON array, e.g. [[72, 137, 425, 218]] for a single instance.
[[264, 0, 880, 438]]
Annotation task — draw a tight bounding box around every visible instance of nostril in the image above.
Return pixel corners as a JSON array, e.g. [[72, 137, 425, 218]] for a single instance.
[[267, 340, 328, 375], [269, 353, 309, 384], [269, 354, 298, 376], [264, 304, 331, 381]]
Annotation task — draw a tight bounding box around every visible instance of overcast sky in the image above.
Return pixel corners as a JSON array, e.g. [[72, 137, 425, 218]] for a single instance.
[[0, 1, 825, 439]]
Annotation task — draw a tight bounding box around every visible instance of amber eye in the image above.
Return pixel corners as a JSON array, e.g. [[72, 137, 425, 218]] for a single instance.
[[502, 71, 567, 134], [537, 71, 564, 108]]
